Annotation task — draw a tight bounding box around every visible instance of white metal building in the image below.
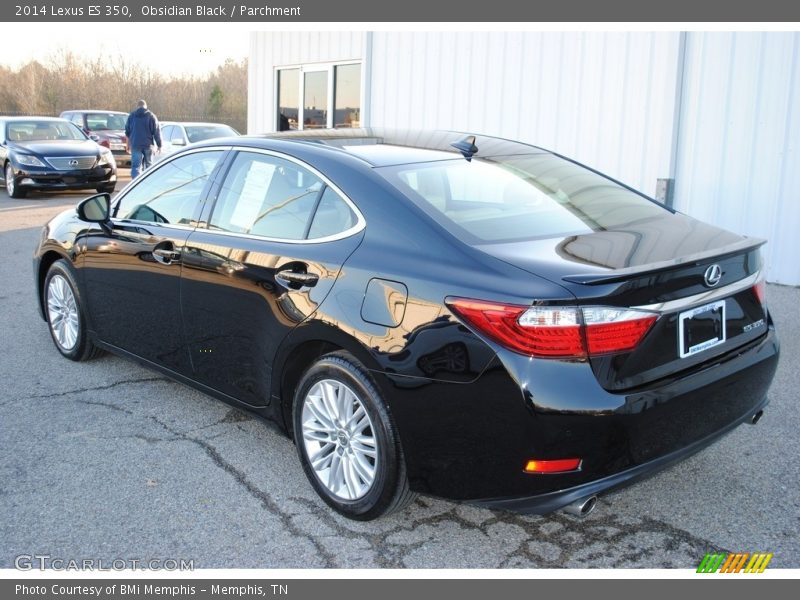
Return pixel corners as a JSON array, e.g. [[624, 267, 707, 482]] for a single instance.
[[248, 32, 800, 285]]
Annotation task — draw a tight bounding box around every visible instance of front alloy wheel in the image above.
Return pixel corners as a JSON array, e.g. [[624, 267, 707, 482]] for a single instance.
[[5, 163, 26, 198], [43, 259, 100, 361], [47, 274, 79, 352]]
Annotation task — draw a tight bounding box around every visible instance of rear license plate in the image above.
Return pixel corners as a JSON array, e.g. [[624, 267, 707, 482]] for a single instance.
[[678, 300, 726, 358], [110, 144, 126, 151]]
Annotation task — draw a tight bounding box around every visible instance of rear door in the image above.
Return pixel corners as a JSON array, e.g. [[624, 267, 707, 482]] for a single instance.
[[180, 149, 364, 406], [82, 148, 227, 373]]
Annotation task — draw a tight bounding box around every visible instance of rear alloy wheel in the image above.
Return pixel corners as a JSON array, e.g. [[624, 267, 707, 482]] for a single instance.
[[44, 260, 100, 361], [5, 163, 26, 198], [293, 352, 416, 520]]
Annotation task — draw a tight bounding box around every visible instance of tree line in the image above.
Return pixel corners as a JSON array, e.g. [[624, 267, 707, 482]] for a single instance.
[[0, 50, 248, 134]]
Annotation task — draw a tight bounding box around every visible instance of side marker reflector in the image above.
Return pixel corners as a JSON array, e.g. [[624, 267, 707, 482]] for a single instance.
[[524, 458, 582, 474]]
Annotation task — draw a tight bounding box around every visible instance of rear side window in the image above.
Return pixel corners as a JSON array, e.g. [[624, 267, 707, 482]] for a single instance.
[[209, 151, 357, 241], [114, 150, 223, 225], [307, 187, 357, 238], [377, 153, 667, 244]]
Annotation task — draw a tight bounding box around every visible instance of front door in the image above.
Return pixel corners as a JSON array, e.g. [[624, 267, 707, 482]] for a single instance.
[[81, 149, 226, 373]]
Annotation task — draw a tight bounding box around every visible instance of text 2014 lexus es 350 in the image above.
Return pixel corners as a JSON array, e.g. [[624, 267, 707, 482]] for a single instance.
[[34, 129, 779, 520]]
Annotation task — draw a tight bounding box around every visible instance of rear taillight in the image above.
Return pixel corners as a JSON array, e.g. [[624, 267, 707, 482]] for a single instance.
[[446, 298, 657, 359], [753, 278, 767, 310], [582, 307, 658, 355]]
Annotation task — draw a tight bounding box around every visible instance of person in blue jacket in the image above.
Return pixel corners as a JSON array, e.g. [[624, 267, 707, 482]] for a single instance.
[[125, 99, 162, 178]]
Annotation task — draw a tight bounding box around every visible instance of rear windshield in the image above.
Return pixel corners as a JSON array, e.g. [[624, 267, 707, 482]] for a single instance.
[[87, 113, 127, 130], [377, 153, 668, 244]]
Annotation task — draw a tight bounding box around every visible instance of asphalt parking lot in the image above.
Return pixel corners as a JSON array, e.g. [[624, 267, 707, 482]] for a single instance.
[[1, 182, 798, 569]]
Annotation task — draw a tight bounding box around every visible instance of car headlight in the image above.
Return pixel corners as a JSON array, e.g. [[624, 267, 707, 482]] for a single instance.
[[98, 149, 116, 167], [12, 153, 46, 168]]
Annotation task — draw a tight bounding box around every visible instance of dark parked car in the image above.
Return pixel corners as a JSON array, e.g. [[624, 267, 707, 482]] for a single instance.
[[60, 110, 131, 167], [33, 129, 779, 520], [1, 117, 117, 198]]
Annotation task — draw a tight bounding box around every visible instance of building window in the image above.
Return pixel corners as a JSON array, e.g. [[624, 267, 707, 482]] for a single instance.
[[276, 61, 361, 131], [334, 64, 361, 128], [303, 70, 328, 129], [277, 68, 299, 131]]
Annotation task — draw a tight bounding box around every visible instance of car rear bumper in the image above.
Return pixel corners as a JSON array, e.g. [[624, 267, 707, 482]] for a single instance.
[[471, 393, 770, 514], [383, 325, 779, 509]]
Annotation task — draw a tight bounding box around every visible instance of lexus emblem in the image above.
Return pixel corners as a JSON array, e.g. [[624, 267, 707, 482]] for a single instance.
[[704, 264, 723, 287], [68, 159, 79, 166]]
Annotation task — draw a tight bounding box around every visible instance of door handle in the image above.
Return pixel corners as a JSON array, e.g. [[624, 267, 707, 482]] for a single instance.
[[152, 247, 181, 264], [275, 269, 319, 289]]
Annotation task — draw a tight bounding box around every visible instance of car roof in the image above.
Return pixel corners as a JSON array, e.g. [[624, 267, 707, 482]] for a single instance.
[[61, 110, 127, 115], [161, 121, 236, 128], [2, 116, 70, 123], [192, 128, 548, 167]]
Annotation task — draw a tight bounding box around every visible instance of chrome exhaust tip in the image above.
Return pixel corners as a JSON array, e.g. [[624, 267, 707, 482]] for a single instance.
[[563, 495, 598, 518], [750, 410, 764, 425]]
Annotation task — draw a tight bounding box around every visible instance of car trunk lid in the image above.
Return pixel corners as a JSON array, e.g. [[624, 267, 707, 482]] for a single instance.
[[477, 213, 769, 391]]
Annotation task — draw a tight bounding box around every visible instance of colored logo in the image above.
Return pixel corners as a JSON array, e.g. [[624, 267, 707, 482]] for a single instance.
[[697, 552, 773, 573]]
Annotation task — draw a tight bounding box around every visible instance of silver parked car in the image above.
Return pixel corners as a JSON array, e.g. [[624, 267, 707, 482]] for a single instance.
[[158, 121, 240, 159]]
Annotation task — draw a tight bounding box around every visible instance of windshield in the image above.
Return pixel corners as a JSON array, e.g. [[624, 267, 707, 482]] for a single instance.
[[377, 153, 668, 244], [86, 113, 127, 130], [185, 125, 238, 143], [6, 121, 88, 142]]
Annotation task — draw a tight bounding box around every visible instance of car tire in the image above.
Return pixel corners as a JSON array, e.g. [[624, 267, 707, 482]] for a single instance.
[[5, 163, 27, 198], [44, 259, 101, 361], [293, 351, 417, 520], [96, 183, 116, 194]]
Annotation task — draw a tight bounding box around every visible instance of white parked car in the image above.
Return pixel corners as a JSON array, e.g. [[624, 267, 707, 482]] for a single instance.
[[158, 121, 240, 159]]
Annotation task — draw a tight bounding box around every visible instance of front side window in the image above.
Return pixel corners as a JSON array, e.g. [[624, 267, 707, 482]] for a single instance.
[[114, 150, 224, 225]]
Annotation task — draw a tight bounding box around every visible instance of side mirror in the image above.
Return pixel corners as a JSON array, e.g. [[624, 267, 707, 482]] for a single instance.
[[77, 193, 111, 225], [172, 139, 187, 146]]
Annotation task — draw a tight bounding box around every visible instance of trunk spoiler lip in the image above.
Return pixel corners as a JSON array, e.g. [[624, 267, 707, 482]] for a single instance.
[[562, 237, 766, 285]]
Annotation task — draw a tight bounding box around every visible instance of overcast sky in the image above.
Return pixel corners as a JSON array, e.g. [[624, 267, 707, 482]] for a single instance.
[[2, 24, 250, 77]]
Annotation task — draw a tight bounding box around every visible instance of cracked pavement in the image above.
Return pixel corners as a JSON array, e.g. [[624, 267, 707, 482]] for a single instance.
[[1, 190, 798, 569]]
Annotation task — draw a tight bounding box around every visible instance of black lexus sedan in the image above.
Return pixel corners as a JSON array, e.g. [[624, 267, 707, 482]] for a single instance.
[[33, 129, 779, 520], [1, 116, 117, 198]]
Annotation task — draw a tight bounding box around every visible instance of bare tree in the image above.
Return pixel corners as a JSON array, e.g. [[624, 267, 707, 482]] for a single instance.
[[0, 52, 247, 132]]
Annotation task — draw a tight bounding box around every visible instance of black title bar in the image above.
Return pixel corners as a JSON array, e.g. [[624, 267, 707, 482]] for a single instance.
[[2, 0, 800, 22]]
